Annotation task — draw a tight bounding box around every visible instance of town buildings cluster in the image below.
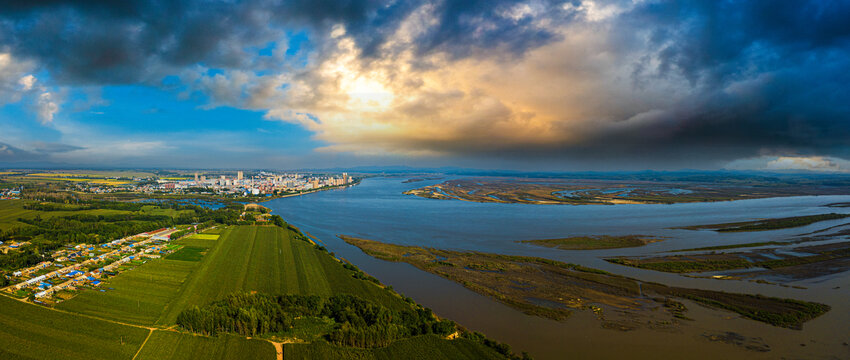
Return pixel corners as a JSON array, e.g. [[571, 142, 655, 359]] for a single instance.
[[2, 228, 182, 302], [0, 188, 21, 199], [147, 171, 354, 196]]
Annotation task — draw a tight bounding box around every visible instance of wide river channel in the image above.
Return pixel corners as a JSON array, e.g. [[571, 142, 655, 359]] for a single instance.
[[264, 177, 850, 359]]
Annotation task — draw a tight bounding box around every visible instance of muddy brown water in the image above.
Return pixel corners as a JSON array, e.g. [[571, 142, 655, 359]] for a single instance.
[[264, 177, 850, 359]]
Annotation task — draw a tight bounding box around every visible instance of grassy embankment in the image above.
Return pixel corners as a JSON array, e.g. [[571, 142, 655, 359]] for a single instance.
[[342, 235, 830, 329], [519, 235, 663, 250], [676, 213, 850, 232]]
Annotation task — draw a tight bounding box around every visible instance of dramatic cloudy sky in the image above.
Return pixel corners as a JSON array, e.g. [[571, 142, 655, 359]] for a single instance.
[[0, 0, 849, 171]]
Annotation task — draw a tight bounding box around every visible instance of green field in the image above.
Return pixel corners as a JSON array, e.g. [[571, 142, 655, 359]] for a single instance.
[[201, 227, 223, 234], [188, 233, 220, 240], [0, 295, 149, 360], [166, 246, 207, 261], [177, 237, 219, 248], [158, 226, 408, 325], [37, 225, 509, 359], [284, 335, 507, 360], [56, 259, 199, 325], [59, 226, 407, 327], [134, 331, 274, 360]]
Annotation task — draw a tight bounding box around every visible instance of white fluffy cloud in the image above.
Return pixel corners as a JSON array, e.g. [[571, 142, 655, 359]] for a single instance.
[[0, 53, 60, 124], [727, 156, 850, 173]]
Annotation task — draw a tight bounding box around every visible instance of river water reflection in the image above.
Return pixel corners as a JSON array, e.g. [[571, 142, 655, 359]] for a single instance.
[[264, 177, 850, 359]]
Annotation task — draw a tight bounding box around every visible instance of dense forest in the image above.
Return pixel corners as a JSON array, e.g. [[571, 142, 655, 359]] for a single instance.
[[176, 292, 456, 348], [11, 214, 174, 248]]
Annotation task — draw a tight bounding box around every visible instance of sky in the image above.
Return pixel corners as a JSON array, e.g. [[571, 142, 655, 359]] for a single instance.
[[1, 0, 849, 171]]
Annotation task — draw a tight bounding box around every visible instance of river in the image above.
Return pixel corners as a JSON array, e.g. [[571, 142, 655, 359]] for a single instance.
[[264, 177, 850, 359]]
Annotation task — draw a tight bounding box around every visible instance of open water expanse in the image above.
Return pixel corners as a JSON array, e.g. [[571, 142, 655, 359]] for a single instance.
[[265, 177, 850, 359]]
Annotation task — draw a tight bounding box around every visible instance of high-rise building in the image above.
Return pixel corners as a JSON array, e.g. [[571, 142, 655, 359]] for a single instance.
[[237, 171, 244, 180], [200, 175, 206, 182], [342, 172, 349, 183], [194, 172, 199, 182]]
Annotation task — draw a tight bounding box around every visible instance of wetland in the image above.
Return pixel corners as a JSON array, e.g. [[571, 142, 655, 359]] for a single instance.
[[264, 176, 850, 359]]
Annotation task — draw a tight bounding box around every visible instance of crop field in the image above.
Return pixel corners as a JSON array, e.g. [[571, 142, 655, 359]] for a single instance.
[[166, 246, 206, 261], [58, 226, 406, 327], [201, 227, 224, 234], [12, 173, 135, 185], [25, 170, 154, 178], [0, 295, 149, 360], [56, 259, 198, 325], [284, 335, 506, 360], [159, 226, 408, 324], [176, 237, 218, 248], [0, 200, 30, 230], [134, 331, 274, 360], [189, 233, 220, 240], [5, 225, 514, 359]]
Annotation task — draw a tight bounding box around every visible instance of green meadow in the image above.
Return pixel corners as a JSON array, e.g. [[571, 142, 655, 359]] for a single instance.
[[0, 295, 149, 360], [188, 233, 220, 240], [56, 259, 199, 325], [59, 225, 408, 326], [134, 331, 274, 360], [165, 246, 207, 261], [158, 226, 408, 325]]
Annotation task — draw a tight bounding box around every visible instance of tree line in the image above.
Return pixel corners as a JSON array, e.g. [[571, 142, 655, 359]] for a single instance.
[[176, 292, 456, 348]]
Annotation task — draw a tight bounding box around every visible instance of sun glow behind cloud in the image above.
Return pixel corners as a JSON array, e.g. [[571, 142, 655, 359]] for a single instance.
[[0, 0, 849, 169]]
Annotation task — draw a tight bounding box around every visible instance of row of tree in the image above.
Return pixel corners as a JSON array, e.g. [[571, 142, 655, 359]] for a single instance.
[[176, 292, 456, 348]]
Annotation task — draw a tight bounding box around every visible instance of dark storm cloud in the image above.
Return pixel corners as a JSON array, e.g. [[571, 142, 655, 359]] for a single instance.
[[624, 0, 850, 84], [409, 0, 559, 58], [1, 0, 849, 168], [0, 0, 563, 84], [607, 0, 850, 163], [0, 142, 45, 162], [0, 1, 283, 84], [29, 142, 84, 154]]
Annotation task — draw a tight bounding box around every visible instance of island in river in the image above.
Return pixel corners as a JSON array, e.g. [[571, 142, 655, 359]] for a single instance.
[[518, 235, 664, 250], [341, 235, 829, 330], [404, 176, 850, 205]]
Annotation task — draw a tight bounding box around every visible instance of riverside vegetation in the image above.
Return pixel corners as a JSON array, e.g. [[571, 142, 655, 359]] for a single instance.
[[518, 235, 663, 250], [674, 213, 850, 232], [341, 235, 830, 329]]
